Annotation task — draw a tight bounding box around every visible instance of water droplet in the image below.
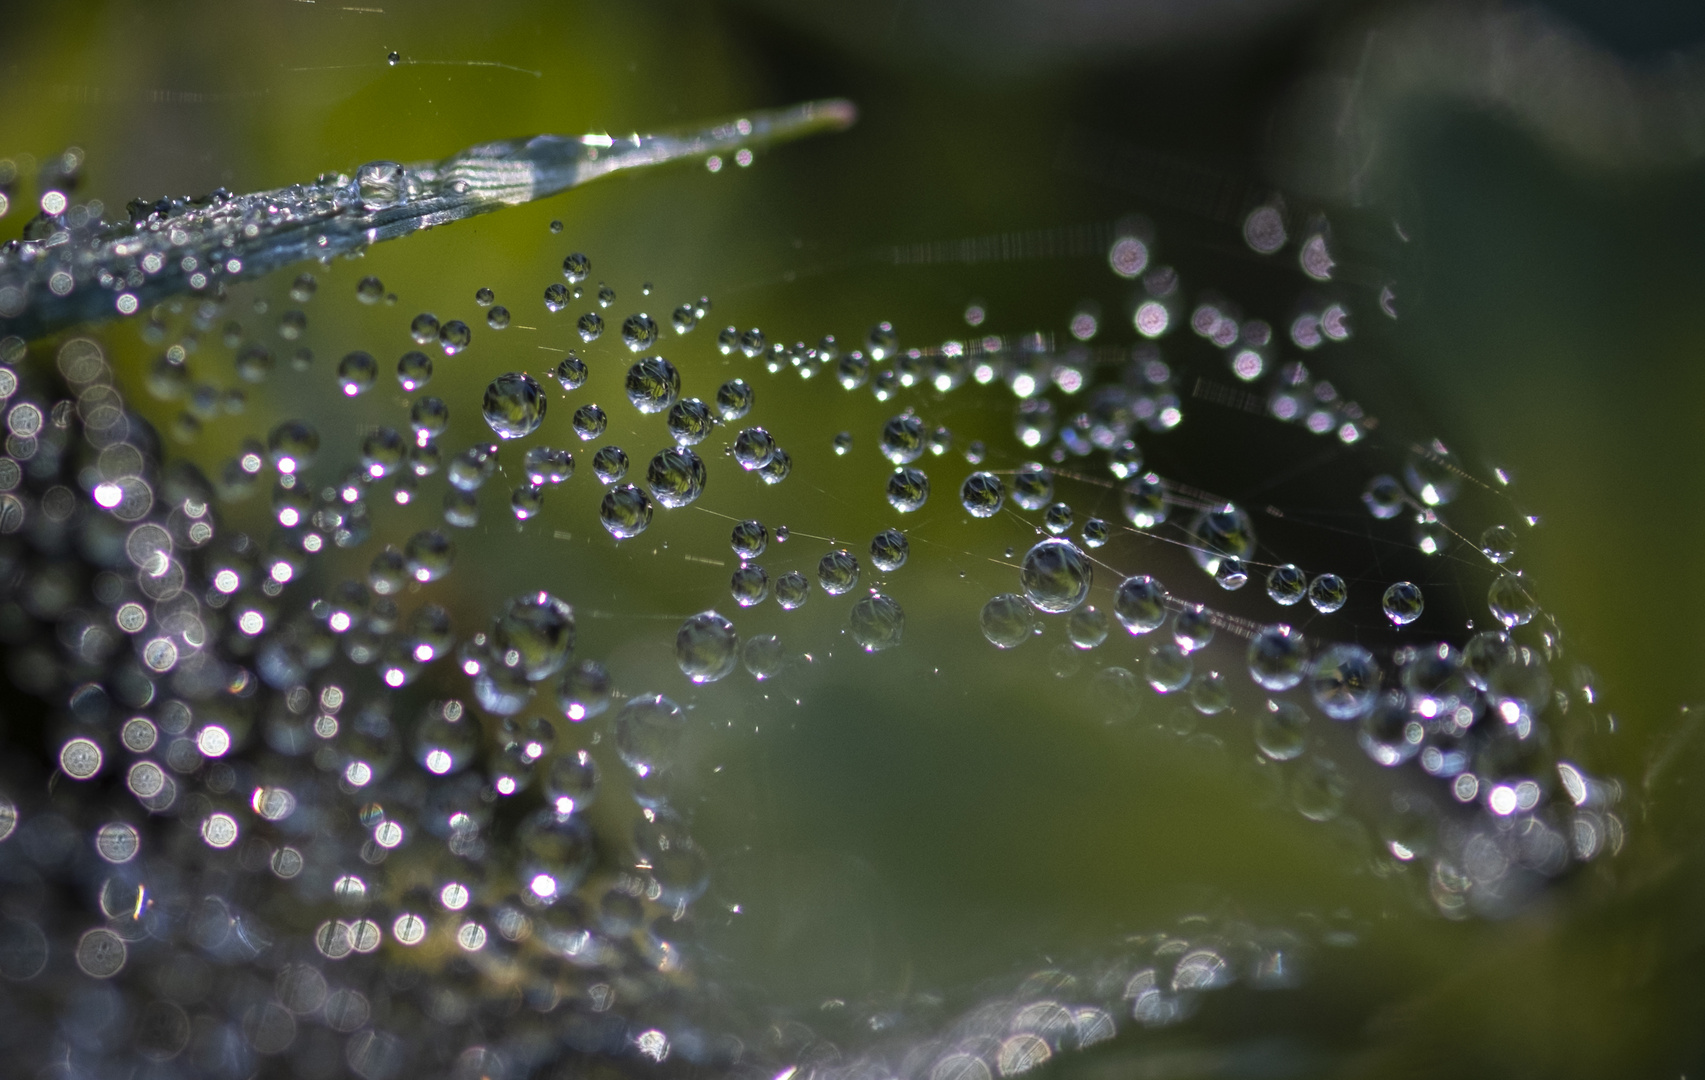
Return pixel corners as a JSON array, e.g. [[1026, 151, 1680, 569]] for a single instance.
[[1382, 582, 1424, 626], [734, 427, 776, 470], [886, 467, 929, 513], [482, 372, 546, 440], [268, 419, 320, 472], [336, 351, 377, 396], [1213, 556, 1248, 591], [758, 448, 792, 485], [1067, 605, 1109, 648], [1248, 624, 1309, 690], [1147, 641, 1193, 693], [849, 593, 904, 651], [599, 484, 651, 539], [834, 431, 853, 455], [867, 321, 898, 360], [550, 354, 589, 393], [571, 403, 607, 440], [1358, 690, 1422, 767], [1082, 517, 1110, 548], [1359, 476, 1405, 521], [621, 313, 659, 352], [1121, 472, 1167, 528], [523, 445, 574, 485], [1254, 700, 1309, 761], [715, 379, 753, 421], [357, 276, 386, 304], [359, 426, 407, 478], [666, 398, 714, 445], [731, 564, 770, 606], [717, 326, 739, 355], [409, 313, 440, 345], [1043, 503, 1074, 535], [386, 50, 400, 65], [677, 611, 738, 683], [1114, 575, 1166, 634], [1173, 604, 1214, 652], [1312, 643, 1380, 720], [1265, 564, 1307, 606], [880, 414, 925, 464], [559, 659, 612, 722], [739, 327, 766, 358], [672, 304, 699, 334], [730, 519, 767, 559], [356, 161, 407, 210], [870, 528, 908, 572], [1404, 449, 1459, 507], [561, 252, 590, 282], [438, 319, 471, 355], [544, 283, 569, 312], [1487, 574, 1536, 628], [404, 530, 455, 582], [1108, 441, 1144, 479], [546, 749, 599, 813], [486, 305, 511, 330], [817, 549, 860, 595], [614, 693, 683, 776], [1308, 573, 1347, 613], [743, 634, 784, 679], [1020, 538, 1091, 613], [1191, 670, 1231, 714], [646, 447, 706, 508], [981, 593, 1036, 648], [448, 444, 498, 491], [1015, 398, 1056, 447], [512, 484, 544, 520], [396, 350, 432, 391], [596, 283, 616, 308], [1480, 525, 1517, 563], [492, 591, 576, 681], [1012, 463, 1054, 511], [775, 570, 809, 609], [625, 357, 680, 414], [577, 311, 605, 342], [518, 809, 595, 900], [474, 287, 494, 306], [960, 471, 1005, 517], [591, 445, 629, 484], [410, 396, 449, 441]]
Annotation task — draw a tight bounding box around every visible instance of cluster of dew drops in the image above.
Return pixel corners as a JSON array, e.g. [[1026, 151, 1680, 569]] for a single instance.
[[0, 173, 1626, 1080]]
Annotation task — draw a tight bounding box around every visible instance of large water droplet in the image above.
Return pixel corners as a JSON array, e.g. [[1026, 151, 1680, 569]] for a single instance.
[[1311, 643, 1380, 720], [1020, 538, 1091, 613], [817, 549, 860, 595], [625, 357, 679, 414], [1114, 574, 1166, 634], [482, 372, 546, 440], [599, 484, 652, 539], [981, 593, 1035, 648], [1248, 624, 1309, 690], [960, 471, 1004, 517], [676, 611, 738, 683], [849, 593, 904, 651], [356, 161, 407, 210], [645, 447, 706, 508]]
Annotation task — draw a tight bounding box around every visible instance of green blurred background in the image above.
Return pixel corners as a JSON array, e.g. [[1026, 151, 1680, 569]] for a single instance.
[[6, 0, 1705, 1076]]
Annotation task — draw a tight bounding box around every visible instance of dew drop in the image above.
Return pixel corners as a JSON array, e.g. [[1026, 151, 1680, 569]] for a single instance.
[[775, 570, 809, 610], [621, 313, 659, 352], [396, 350, 432, 391], [886, 467, 929, 513], [591, 445, 629, 484], [849, 593, 904, 651], [599, 484, 651, 539], [625, 357, 680, 414], [817, 549, 860, 596], [676, 611, 738, 683], [981, 593, 1035, 648], [870, 528, 908, 572], [1020, 538, 1091, 613], [646, 447, 706, 508], [482, 372, 546, 440], [1382, 582, 1425, 626], [730, 519, 767, 559], [960, 471, 1004, 517], [571, 403, 607, 440], [1114, 575, 1166, 634], [577, 311, 605, 342]]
